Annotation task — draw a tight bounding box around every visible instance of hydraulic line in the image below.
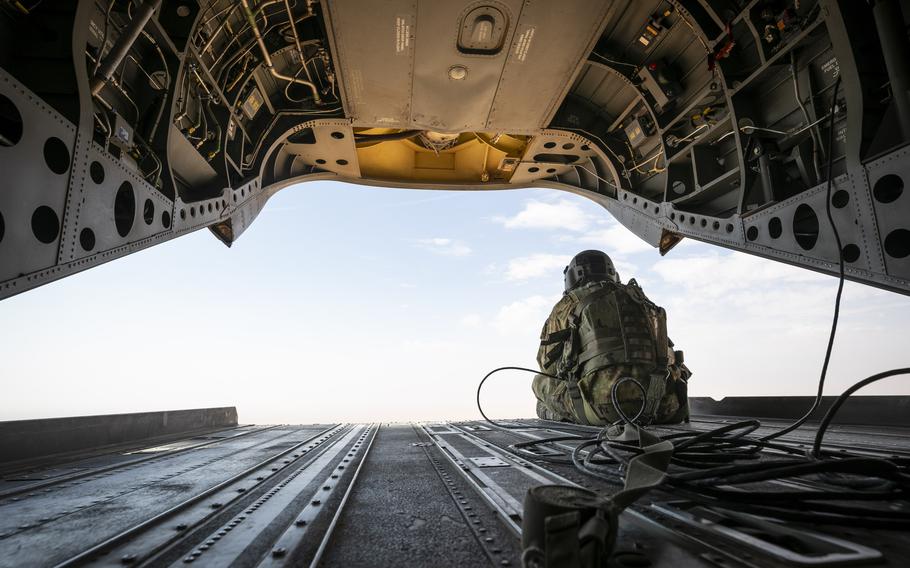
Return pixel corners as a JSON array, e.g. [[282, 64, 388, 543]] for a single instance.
[[202, 99, 223, 160], [214, 15, 317, 89], [93, 0, 116, 75], [205, 0, 284, 67], [144, 31, 171, 142], [90, 0, 162, 96], [240, 0, 321, 105], [284, 57, 323, 102], [84, 51, 140, 122], [791, 50, 823, 181], [172, 68, 194, 125], [196, 0, 235, 34], [226, 54, 252, 92], [283, 0, 316, 86], [200, 3, 241, 55]]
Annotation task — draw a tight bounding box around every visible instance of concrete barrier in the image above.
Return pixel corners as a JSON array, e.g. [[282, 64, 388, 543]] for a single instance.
[[0, 407, 239, 466]]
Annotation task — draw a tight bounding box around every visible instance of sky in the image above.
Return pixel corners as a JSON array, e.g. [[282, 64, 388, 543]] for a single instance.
[[1, 180, 909, 424]]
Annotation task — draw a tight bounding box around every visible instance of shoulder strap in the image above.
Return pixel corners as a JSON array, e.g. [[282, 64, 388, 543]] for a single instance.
[[561, 282, 618, 372], [541, 328, 572, 345], [570, 281, 617, 316], [624, 280, 671, 422], [563, 283, 620, 426]]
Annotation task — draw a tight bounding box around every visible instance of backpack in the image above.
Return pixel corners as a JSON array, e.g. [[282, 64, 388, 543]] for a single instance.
[[542, 279, 672, 424]]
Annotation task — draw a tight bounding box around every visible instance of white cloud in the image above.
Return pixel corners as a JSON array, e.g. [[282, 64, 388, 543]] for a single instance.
[[576, 225, 653, 255], [460, 314, 483, 328], [494, 199, 593, 231], [492, 295, 557, 336], [651, 250, 819, 298], [414, 237, 472, 257], [505, 253, 571, 281], [582, 243, 910, 402], [400, 338, 464, 353], [652, 251, 828, 319], [611, 258, 640, 282], [492, 197, 652, 253], [494, 198, 656, 274]]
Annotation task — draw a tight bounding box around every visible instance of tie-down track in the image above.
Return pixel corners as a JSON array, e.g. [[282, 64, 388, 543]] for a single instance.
[[1, 0, 909, 300], [2, 415, 909, 567]]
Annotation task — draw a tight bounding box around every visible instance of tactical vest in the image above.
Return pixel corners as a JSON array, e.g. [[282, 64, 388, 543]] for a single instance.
[[546, 280, 669, 380], [541, 280, 672, 424]]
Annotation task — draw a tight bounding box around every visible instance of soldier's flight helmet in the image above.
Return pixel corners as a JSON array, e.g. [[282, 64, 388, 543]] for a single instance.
[[564, 250, 619, 292]]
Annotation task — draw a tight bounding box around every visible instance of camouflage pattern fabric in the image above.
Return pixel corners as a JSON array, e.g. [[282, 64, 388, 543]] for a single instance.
[[532, 286, 690, 426]]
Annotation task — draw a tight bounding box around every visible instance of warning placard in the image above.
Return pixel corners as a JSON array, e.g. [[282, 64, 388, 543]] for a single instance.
[[513, 25, 536, 62], [395, 15, 412, 55]]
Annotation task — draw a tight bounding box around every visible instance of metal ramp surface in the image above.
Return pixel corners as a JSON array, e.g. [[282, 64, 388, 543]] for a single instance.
[[2, 413, 909, 567]]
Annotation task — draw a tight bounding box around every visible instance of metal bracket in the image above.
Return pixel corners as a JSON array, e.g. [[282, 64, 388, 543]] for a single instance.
[[468, 456, 509, 468]]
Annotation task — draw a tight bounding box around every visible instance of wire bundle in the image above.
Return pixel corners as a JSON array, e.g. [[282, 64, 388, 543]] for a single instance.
[[567, 386, 910, 528], [479, 366, 910, 528]]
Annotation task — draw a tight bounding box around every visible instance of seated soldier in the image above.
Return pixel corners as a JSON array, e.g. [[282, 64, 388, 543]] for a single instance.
[[532, 250, 690, 425]]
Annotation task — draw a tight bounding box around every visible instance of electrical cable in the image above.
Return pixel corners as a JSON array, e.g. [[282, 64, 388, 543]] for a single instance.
[[575, 164, 621, 192], [590, 52, 639, 71], [760, 75, 843, 442], [713, 113, 832, 146], [557, 126, 632, 178], [740, 125, 788, 136], [628, 151, 664, 173], [476, 366, 568, 430], [479, 386, 910, 526], [811, 367, 910, 456], [610, 376, 647, 425]]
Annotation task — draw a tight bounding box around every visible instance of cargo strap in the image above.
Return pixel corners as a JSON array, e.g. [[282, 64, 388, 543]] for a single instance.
[[641, 372, 668, 423], [519, 426, 674, 567], [558, 325, 595, 426], [566, 380, 593, 426], [606, 425, 674, 510]]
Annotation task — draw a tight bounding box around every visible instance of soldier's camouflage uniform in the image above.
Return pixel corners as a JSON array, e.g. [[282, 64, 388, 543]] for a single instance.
[[532, 279, 690, 426]]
